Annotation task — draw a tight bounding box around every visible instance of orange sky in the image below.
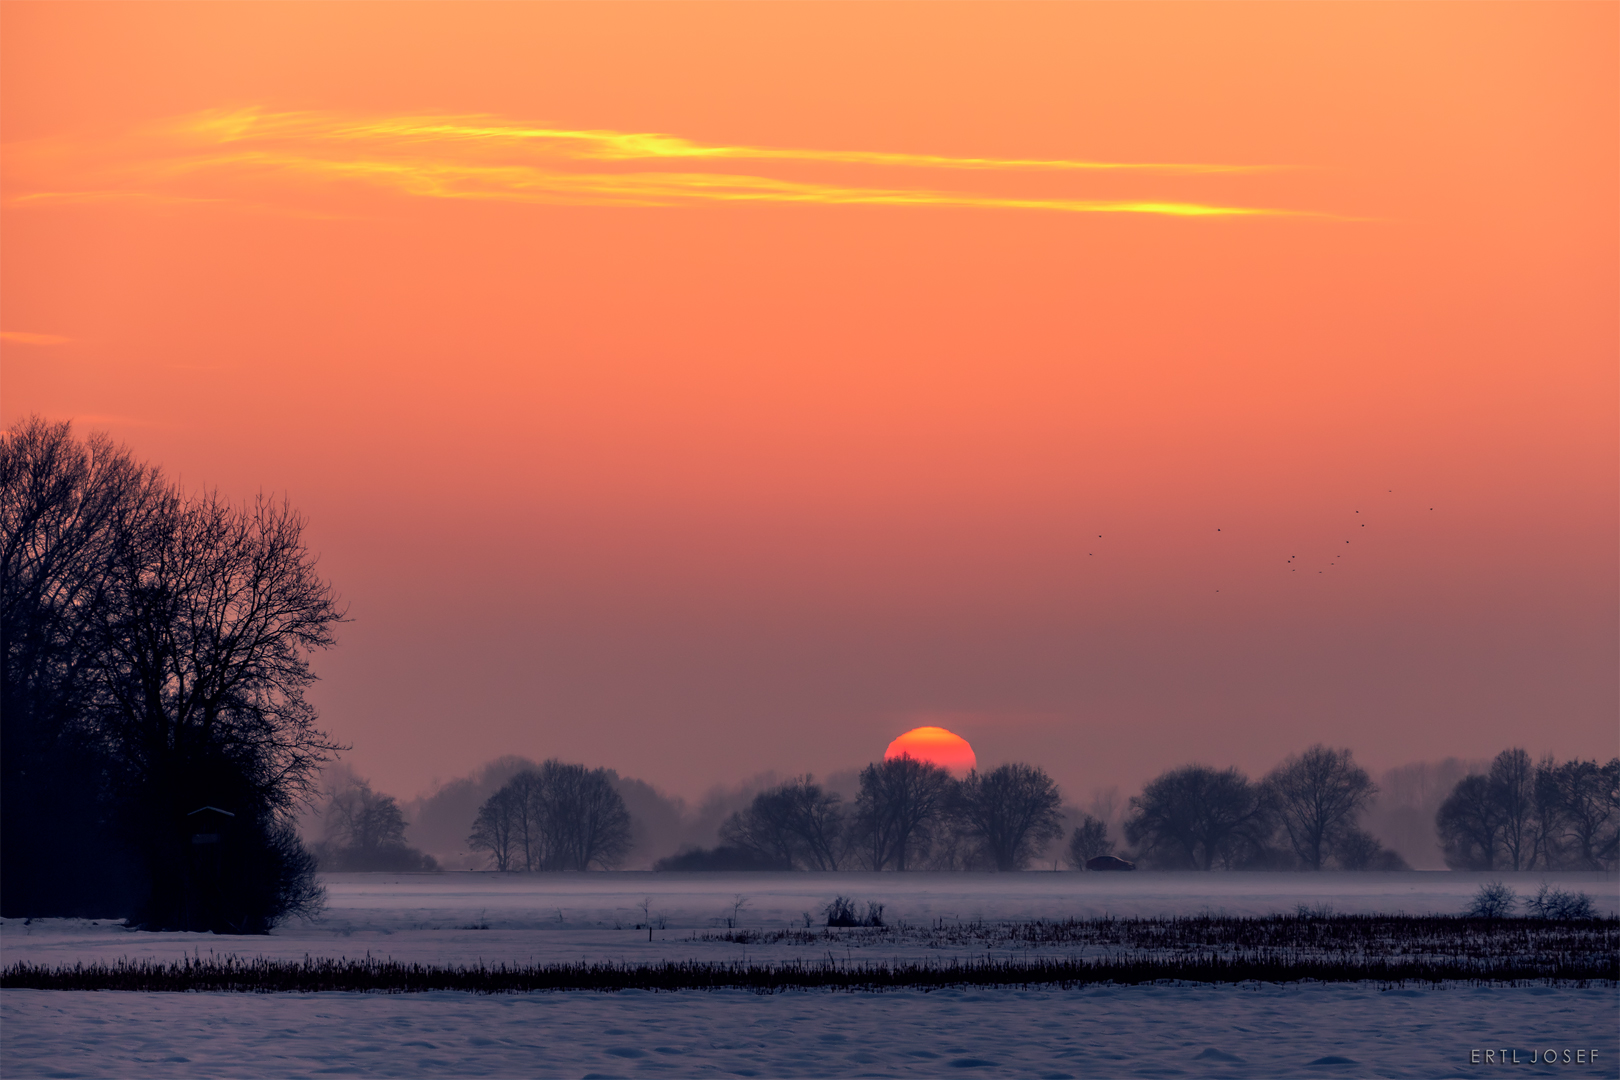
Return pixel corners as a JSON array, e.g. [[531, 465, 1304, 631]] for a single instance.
[[3, 3, 1615, 802]]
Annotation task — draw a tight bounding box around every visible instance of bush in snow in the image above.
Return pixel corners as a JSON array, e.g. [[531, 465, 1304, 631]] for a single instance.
[[1465, 882, 1517, 918], [1523, 884, 1595, 920]]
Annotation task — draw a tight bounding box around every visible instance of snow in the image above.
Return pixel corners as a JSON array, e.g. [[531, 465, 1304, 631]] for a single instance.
[[4, 984, 1616, 1078], [5, 870, 1614, 969], [4, 871, 1616, 1077]]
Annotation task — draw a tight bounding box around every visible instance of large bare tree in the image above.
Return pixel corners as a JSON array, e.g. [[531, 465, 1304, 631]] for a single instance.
[[470, 760, 633, 871], [1486, 748, 1537, 871], [1548, 758, 1620, 870], [1436, 774, 1501, 870], [2, 417, 343, 928], [955, 763, 1064, 871], [721, 776, 848, 870], [1126, 765, 1271, 870], [1263, 745, 1377, 871], [854, 756, 956, 870]]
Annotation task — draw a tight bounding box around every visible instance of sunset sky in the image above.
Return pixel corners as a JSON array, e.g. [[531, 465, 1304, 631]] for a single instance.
[[3, 3, 1615, 803]]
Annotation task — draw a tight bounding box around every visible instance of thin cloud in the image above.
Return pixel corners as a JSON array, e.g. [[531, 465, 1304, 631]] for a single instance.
[[5, 108, 1319, 220], [0, 331, 70, 345], [147, 151, 1291, 217], [189, 108, 1269, 175]]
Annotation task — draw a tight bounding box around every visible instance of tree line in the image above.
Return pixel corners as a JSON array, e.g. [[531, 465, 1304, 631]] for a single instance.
[[666, 747, 1414, 872], [2, 419, 341, 929], [453, 743, 1619, 873], [1436, 749, 1618, 871]]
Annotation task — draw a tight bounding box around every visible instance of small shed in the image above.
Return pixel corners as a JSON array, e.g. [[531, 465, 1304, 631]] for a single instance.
[[187, 805, 236, 846]]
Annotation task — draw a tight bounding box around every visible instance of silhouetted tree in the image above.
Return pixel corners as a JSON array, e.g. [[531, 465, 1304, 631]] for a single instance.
[[468, 786, 522, 871], [1330, 827, 1409, 870], [721, 776, 848, 870], [1436, 774, 1500, 870], [1546, 758, 1620, 870], [1488, 748, 1536, 871], [1, 418, 340, 929], [1065, 814, 1115, 869], [470, 760, 632, 870], [954, 763, 1064, 871], [1263, 746, 1377, 870], [1434, 752, 1619, 872], [315, 775, 436, 872], [1524, 755, 1562, 869], [537, 760, 633, 870], [853, 756, 956, 870], [652, 845, 784, 871], [2, 419, 165, 916], [1125, 765, 1272, 870]]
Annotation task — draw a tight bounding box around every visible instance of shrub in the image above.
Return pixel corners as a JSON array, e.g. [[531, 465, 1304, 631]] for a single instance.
[[653, 845, 787, 871], [824, 896, 884, 927], [1524, 884, 1596, 920], [1465, 882, 1518, 918]]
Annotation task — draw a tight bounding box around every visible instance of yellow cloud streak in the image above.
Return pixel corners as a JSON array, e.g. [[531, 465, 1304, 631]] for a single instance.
[[186, 108, 1267, 175], [6, 108, 1312, 219], [89, 148, 1297, 218]]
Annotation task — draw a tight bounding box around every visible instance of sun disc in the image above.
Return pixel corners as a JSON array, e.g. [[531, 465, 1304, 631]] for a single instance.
[[884, 726, 976, 775]]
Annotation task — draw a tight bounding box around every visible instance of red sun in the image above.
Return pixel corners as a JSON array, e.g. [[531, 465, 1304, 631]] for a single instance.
[[884, 727, 977, 774]]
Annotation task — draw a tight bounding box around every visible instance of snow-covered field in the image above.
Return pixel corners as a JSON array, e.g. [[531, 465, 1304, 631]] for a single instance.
[[8, 870, 1617, 969], [6, 982, 1617, 1078], [4, 871, 1616, 1078]]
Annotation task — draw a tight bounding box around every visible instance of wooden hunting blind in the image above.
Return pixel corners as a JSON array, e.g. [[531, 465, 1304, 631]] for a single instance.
[[187, 805, 235, 845]]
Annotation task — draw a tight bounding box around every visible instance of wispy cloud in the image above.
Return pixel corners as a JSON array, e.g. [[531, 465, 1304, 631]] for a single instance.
[[189, 109, 1267, 175], [5, 108, 1315, 219], [0, 331, 70, 345]]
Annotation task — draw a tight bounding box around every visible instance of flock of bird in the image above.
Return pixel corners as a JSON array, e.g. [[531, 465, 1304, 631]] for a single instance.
[[1083, 489, 1437, 588]]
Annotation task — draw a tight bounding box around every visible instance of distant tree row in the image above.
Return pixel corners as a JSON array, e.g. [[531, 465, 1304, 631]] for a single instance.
[[414, 742, 1619, 874], [1120, 747, 1405, 871], [654, 747, 1412, 872], [1436, 749, 1618, 871], [655, 760, 1066, 872], [468, 760, 633, 870]]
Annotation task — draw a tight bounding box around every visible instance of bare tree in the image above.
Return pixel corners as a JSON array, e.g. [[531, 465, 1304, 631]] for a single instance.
[[1529, 755, 1568, 869], [469, 786, 522, 871], [1, 419, 163, 738], [473, 760, 633, 871], [1488, 748, 1536, 870], [1065, 814, 1115, 868], [502, 769, 546, 870], [785, 779, 849, 871], [719, 787, 800, 869], [316, 773, 435, 871], [1125, 765, 1272, 870], [1549, 758, 1620, 870], [536, 759, 633, 870], [955, 763, 1064, 871], [721, 776, 847, 870], [1436, 774, 1500, 870], [2, 419, 166, 916], [2, 418, 343, 929], [1263, 746, 1377, 871], [853, 756, 956, 870]]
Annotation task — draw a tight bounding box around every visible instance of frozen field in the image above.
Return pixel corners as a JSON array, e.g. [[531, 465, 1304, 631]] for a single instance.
[[4, 983, 1617, 1078], [4, 870, 1615, 969], [4, 871, 1616, 1078]]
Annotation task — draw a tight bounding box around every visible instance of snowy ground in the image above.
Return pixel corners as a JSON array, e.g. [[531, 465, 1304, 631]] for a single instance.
[[4, 872, 1616, 1078], [4, 984, 1616, 1078], [6, 870, 1615, 969]]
